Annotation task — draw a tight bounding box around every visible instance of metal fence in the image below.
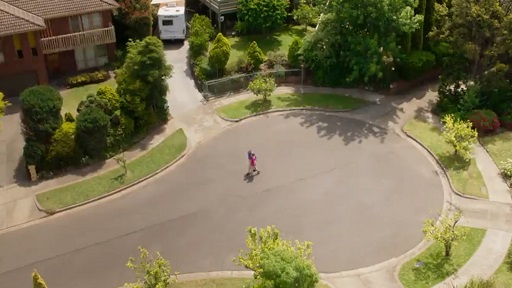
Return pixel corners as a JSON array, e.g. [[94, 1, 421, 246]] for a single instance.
[[202, 69, 303, 99]]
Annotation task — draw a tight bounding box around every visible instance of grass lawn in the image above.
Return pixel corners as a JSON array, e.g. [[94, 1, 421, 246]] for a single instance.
[[60, 78, 117, 116], [174, 278, 330, 288], [398, 227, 486, 288], [480, 131, 512, 185], [226, 25, 312, 71], [216, 93, 367, 119], [493, 242, 512, 288], [404, 119, 488, 199], [36, 129, 187, 211]]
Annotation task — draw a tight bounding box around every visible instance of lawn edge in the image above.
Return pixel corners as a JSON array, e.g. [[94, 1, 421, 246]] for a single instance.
[[477, 137, 512, 188], [401, 122, 487, 201], [217, 107, 360, 122], [34, 128, 188, 215]]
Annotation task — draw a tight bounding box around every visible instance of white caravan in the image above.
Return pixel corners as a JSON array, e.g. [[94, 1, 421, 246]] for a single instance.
[[152, 0, 186, 40]]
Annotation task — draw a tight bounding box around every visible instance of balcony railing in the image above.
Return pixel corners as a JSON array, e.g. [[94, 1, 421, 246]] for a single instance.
[[201, 0, 238, 14], [40, 26, 116, 54]]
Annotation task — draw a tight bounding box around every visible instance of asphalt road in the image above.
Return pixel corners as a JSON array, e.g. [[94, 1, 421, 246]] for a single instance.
[[0, 113, 443, 288]]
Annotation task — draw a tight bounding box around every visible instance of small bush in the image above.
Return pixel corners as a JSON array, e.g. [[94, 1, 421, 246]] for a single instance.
[[246, 41, 265, 71], [235, 55, 249, 73], [23, 140, 46, 167], [64, 112, 75, 123], [265, 51, 288, 69], [66, 71, 111, 88], [435, 79, 469, 115], [288, 37, 303, 68], [501, 159, 512, 179], [47, 122, 81, 169], [468, 110, 500, 133], [77, 94, 109, 115], [499, 114, 512, 130], [76, 106, 110, 159], [397, 50, 436, 80], [96, 85, 121, 115]]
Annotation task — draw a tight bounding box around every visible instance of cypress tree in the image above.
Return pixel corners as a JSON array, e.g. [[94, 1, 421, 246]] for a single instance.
[[413, 0, 427, 50], [423, 0, 435, 49]]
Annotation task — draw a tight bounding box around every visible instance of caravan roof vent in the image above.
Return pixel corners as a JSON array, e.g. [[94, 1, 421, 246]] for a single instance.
[[166, 2, 177, 7]]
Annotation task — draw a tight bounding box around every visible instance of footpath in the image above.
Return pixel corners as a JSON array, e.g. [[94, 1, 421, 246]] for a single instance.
[[0, 83, 511, 288]]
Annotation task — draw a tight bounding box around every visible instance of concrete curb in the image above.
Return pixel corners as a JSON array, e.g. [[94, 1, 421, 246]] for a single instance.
[[217, 107, 358, 123], [477, 138, 512, 189], [34, 136, 189, 215], [401, 127, 486, 201]]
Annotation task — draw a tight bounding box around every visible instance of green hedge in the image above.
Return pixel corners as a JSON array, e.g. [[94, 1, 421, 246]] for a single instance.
[[66, 71, 111, 88], [397, 50, 436, 80]]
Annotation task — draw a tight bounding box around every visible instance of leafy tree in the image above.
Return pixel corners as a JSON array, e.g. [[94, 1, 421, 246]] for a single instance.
[[125, 246, 177, 288], [116, 36, 172, 130], [189, 15, 214, 60], [20, 85, 63, 144], [234, 225, 313, 278], [301, 0, 423, 87], [441, 114, 478, 161], [248, 74, 277, 101], [400, 6, 424, 53], [259, 247, 320, 288], [208, 33, 231, 77], [114, 0, 153, 46], [76, 106, 110, 159], [423, 0, 435, 48], [288, 37, 303, 68], [32, 270, 48, 288], [412, 0, 427, 50], [96, 86, 121, 115], [423, 211, 469, 257], [237, 0, 289, 34], [246, 41, 265, 71], [292, 2, 320, 31]]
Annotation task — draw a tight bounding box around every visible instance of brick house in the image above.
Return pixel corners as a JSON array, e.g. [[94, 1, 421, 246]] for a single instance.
[[0, 0, 119, 98]]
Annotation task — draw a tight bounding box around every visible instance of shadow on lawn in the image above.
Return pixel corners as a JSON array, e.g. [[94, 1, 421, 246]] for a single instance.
[[244, 99, 272, 114], [438, 153, 471, 172], [411, 250, 456, 284]]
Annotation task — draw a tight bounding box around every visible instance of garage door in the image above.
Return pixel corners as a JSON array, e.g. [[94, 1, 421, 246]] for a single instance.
[[0, 71, 38, 98]]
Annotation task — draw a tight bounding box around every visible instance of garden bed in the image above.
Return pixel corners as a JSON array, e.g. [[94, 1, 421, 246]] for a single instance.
[[36, 129, 187, 212], [398, 227, 486, 288], [404, 119, 488, 198], [216, 93, 367, 119], [479, 131, 512, 187]]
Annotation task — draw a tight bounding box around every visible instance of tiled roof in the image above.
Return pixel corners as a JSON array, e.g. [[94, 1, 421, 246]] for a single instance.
[[3, 0, 119, 19], [0, 1, 45, 37]]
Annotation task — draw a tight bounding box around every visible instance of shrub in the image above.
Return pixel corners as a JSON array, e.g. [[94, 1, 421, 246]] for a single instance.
[[430, 42, 453, 66], [208, 33, 231, 76], [121, 113, 135, 138], [20, 85, 63, 144], [500, 114, 512, 130], [66, 71, 111, 88], [47, 122, 81, 169], [189, 15, 214, 60], [76, 106, 110, 158], [288, 37, 303, 68], [397, 50, 436, 80], [64, 112, 75, 123], [468, 110, 500, 133], [246, 41, 265, 71], [77, 94, 109, 115], [235, 55, 249, 73], [501, 159, 512, 179], [265, 51, 288, 69], [249, 74, 276, 101], [96, 85, 121, 115], [435, 79, 469, 115], [442, 114, 478, 161], [237, 0, 289, 34], [23, 140, 46, 167]]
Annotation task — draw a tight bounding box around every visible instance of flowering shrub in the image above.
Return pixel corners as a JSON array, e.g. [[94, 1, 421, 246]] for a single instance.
[[501, 159, 512, 179], [500, 114, 512, 130], [467, 109, 500, 133]]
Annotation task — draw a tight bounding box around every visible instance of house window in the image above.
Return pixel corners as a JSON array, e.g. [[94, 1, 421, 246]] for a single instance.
[[28, 32, 38, 56], [12, 34, 23, 59], [70, 12, 103, 33], [162, 20, 174, 26], [74, 44, 109, 70]]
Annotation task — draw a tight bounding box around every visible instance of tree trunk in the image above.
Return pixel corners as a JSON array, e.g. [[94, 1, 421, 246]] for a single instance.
[[444, 242, 452, 257]]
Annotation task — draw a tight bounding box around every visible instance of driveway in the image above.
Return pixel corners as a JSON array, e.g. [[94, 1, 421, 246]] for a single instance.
[[0, 99, 26, 187], [0, 113, 443, 288]]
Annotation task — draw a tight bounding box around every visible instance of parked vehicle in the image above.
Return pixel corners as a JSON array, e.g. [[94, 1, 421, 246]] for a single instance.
[[152, 0, 186, 40]]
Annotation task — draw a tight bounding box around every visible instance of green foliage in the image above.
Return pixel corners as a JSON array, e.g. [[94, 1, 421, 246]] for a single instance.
[[468, 109, 500, 133], [189, 15, 214, 60], [441, 114, 478, 160], [292, 2, 320, 31], [114, 0, 153, 46], [76, 106, 110, 159], [32, 270, 48, 288], [500, 114, 512, 130], [397, 50, 435, 80], [288, 37, 303, 68], [246, 41, 265, 71], [477, 64, 512, 115], [259, 247, 320, 288], [435, 79, 471, 115], [461, 277, 496, 288], [248, 74, 277, 101], [237, 0, 289, 34], [96, 85, 121, 115], [66, 71, 111, 88], [423, 211, 469, 257], [116, 36, 172, 131], [20, 85, 63, 146], [423, 0, 435, 48], [47, 122, 81, 169], [121, 113, 135, 138], [77, 94, 110, 115], [0, 92, 8, 123], [501, 159, 512, 179], [208, 33, 231, 76], [234, 225, 314, 279], [456, 85, 481, 119], [23, 140, 46, 168], [412, 0, 427, 50], [64, 112, 75, 123], [265, 52, 288, 69], [125, 246, 177, 288], [301, 0, 422, 87]]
